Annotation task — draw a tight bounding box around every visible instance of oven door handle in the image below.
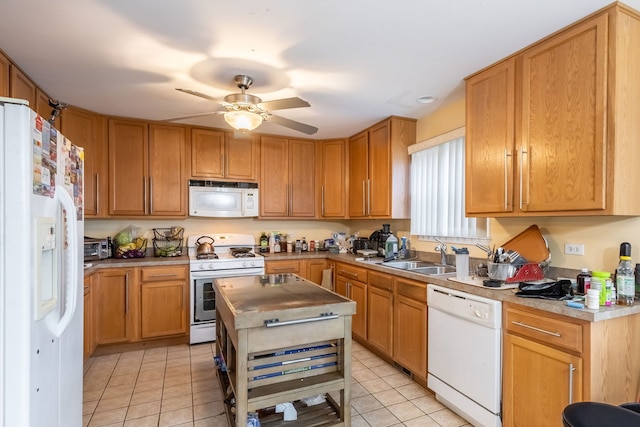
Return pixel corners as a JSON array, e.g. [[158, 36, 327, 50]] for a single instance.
[[264, 313, 338, 328]]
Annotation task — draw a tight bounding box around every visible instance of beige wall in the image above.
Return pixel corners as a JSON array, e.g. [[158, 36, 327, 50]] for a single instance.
[[413, 98, 640, 274]]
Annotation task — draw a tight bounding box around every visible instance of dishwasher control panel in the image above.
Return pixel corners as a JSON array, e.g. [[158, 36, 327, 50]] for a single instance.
[[427, 284, 501, 329]]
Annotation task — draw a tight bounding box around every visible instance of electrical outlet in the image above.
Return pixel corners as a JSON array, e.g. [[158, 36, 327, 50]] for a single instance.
[[564, 243, 585, 256]]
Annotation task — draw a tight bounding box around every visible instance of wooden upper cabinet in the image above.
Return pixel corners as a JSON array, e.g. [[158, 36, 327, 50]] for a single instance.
[[348, 117, 414, 219], [319, 139, 347, 218], [0, 51, 10, 97], [61, 106, 108, 217], [465, 58, 516, 215], [108, 119, 149, 216], [466, 4, 640, 216], [148, 124, 188, 216], [259, 136, 315, 218], [9, 65, 36, 108], [35, 88, 54, 126], [191, 128, 259, 181]]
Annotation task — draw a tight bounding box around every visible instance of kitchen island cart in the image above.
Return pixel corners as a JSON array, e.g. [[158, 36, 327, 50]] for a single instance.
[[214, 273, 356, 427]]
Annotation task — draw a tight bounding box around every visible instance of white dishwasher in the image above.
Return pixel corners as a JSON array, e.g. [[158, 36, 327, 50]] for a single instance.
[[427, 284, 502, 427]]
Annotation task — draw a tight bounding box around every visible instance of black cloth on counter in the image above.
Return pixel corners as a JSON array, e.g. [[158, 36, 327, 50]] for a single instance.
[[515, 279, 573, 300]]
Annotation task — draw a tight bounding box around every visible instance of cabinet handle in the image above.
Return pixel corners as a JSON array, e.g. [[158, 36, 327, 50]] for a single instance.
[[504, 149, 512, 210], [321, 185, 325, 216], [147, 273, 177, 278], [272, 267, 294, 272], [568, 363, 575, 404], [95, 173, 100, 213], [288, 184, 292, 216], [125, 272, 129, 314], [339, 270, 359, 279], [143, 177, 148, 215], [366, 179, 371, 215], [361, 181, 366, 215], [511, 320, 560, 337], [149, 177, 153, 214], [347, 281, 352, 298], [264, 313, 338, 328], [519, 145, 528, 209]]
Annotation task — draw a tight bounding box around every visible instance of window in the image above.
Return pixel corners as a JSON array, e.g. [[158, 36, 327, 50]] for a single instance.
[[409, 127, 489, 242]]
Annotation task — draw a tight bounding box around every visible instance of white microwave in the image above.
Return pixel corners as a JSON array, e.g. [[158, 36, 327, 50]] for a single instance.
[[189, 180, 259, 217]]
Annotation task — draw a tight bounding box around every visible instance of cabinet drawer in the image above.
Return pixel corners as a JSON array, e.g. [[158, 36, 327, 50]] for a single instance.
[[141, 266, 187, 282], [396, 278, 427, 301], [265, 260, 302, 274], [369, 271, 394, 292], [335, 263, 368, 282], [505, 305, 583, 353]]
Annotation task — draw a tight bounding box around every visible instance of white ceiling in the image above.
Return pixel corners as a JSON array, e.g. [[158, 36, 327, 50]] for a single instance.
[[0, 0, 636, 139]]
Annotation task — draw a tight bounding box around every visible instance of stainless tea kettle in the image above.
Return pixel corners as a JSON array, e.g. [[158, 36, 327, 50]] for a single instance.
[[196, 236, 215, 255]]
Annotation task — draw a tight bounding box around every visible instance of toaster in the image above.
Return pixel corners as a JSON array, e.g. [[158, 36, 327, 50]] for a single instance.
[[84, 237, 110, 260]]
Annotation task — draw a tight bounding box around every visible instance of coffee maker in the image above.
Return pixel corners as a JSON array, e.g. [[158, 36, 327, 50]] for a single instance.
[[369, 224, 391, 257]]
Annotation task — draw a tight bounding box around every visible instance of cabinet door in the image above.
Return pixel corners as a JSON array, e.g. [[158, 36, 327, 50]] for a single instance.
[[260, 136, 289, 217], [520, 15, 607, 212], [289, 139, 315, 217], [265, 259, 302, 275], [465, 58, 516, 214], [83, 275, 94, 360], [368, 121, 391, 217], [62, 107, 107, 217], [503, 333, 582, 426], [0, 51, 8, 97], [367, 273, 393, 358], [148, 124, 187, 216], [9, 65, 36, 108], [393, 293, 427, 380], [95, 269, 135, 345], [349, 280, 367, 341], [191, 128, 224, 178], [320, 139, 346, 218], [306, 258, 328, 285], [108, 119, 149, 215], [348, 131, 368, 217], [335, 275, 348, 298], [226, 133, 259, 181], [140, 280, 188, 338]]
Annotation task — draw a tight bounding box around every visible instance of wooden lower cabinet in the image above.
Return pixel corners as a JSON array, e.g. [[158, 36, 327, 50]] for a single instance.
[[140, 266, 188, 339], [305, 258, 328, 285], [265, 259, 303, 275], [393, 278, 427, 381], [503, 333, 582, 426], [92, 265, 188, 353], [335, 263, 368, 341], [367, 271, 394, 358], [83, 274, 95, 360], [94, 268, 137, 345]]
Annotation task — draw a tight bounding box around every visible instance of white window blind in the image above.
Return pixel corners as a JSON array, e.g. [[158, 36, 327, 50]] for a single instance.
[[410, 131, 488, 241]]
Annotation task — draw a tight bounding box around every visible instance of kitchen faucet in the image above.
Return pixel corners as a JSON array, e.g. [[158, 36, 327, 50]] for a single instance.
[[435, 238, 448, 265]]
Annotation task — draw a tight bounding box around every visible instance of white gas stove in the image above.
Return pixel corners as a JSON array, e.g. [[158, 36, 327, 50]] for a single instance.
[[187, 233, 265, 344]]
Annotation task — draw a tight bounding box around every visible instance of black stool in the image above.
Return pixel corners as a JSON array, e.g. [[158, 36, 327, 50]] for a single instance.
[[562, 402, 640, 427]]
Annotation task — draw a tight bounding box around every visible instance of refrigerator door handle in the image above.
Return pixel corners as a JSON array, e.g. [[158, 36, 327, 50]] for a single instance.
[[54, 187, 79, 337]]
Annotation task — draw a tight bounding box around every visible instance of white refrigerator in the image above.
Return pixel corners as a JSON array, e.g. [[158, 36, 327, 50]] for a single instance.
[[0, 97, 84, 426]]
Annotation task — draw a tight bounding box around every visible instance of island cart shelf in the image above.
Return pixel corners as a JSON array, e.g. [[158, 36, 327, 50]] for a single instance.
[[214, 274, 356, 427]]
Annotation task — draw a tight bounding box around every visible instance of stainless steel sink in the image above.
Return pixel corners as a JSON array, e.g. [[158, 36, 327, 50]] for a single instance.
[[410, 266, 457, 275], [381, 260, 456, 275], [381, 260, 434, 270]]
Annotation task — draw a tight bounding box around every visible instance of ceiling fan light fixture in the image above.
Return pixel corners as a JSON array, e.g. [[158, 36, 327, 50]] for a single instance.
[[224, 110, 263, 132]]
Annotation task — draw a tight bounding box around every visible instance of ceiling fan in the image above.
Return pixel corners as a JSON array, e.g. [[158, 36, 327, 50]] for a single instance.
[[174, 75, 318, 135]]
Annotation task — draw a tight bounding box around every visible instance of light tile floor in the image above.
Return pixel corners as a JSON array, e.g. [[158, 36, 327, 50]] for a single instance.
[[83, 341, 471, 427]]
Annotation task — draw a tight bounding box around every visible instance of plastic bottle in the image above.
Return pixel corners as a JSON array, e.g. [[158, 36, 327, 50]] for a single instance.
[[591, 271, 611, 306], [616, 242, 635, 305], [385, 232, 398, 258], [453, 247, 470, 279], [398, 237, 407, 259], [576, 268, 591, 295], [295, 239, 302, 253], [260, 232, 269, 253]]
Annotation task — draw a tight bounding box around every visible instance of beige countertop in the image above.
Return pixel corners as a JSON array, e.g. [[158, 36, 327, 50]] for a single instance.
[[85, 250, 640, 322]]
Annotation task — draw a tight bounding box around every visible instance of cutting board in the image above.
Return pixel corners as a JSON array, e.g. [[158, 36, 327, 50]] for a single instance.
[[501, 225, 550, 264]]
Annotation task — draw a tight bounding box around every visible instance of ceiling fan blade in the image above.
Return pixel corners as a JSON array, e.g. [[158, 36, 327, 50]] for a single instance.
[[267, 114, 318, 135], [259, 97, 310, 111], [175, 88, 228, 106], [164, 111, 223, 122]]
